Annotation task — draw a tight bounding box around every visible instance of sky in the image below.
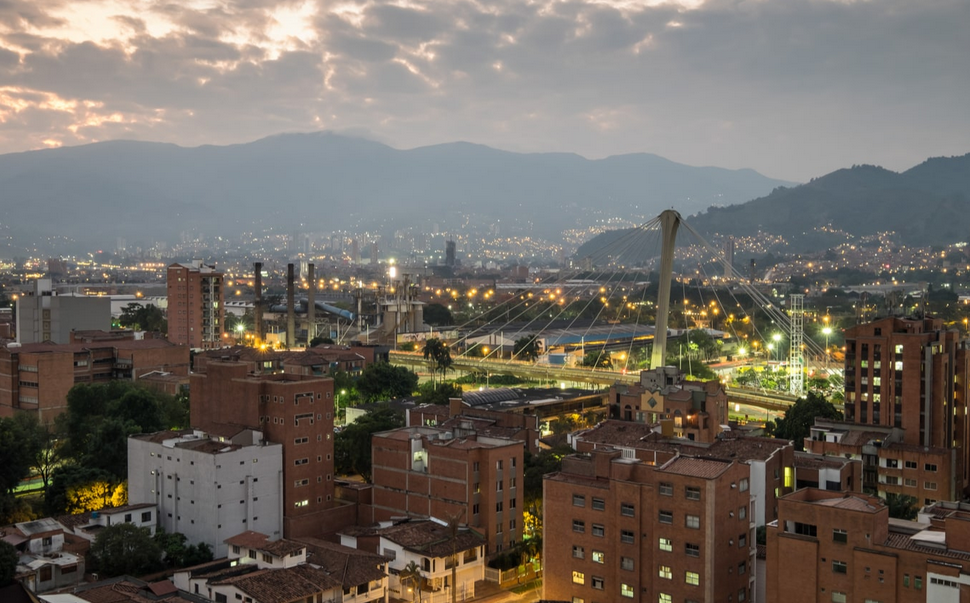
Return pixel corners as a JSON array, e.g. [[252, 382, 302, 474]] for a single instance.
[[0, 0, 967, 182]]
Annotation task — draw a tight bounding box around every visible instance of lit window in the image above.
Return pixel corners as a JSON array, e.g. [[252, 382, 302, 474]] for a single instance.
[[659, 565, 672, 579], [621, 584, 634, 598], [659, 594, 672, 603], [572, 571, 584, 585], [659, 537, 672, 552], [686, 571, 699, 586], [592, 551, 605, 564]]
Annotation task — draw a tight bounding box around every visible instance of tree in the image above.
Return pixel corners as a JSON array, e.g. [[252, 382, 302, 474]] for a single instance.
[[399, 560, 422, 603], [0, 540, 17, 586], [886, 493, 918, 520], [773, 392, 843, 451], [422, 338, 453, 388], [415, 382, 462, 406], [513, 336, 540, 362], [334, 407, 404, 481], [0, 415, 42, 522], [154, 529, 215, 569], [119, 303, 166, 333], [309, 336, 335, 347], [581, 350, 612, 369], [46, 465, 117, 516], [91, 523, 163, 577], [423, 303, 453, 327], [356, 362, 419, 402]]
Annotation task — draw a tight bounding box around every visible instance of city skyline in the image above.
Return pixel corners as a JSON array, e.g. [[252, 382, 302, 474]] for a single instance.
[[0, 0, 967, 182]]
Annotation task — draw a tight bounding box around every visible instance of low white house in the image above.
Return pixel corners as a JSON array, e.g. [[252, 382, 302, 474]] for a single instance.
[[340, 520, 485, 603]]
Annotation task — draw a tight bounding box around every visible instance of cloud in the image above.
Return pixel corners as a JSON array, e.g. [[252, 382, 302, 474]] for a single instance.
[[0, 0, 966, 180]]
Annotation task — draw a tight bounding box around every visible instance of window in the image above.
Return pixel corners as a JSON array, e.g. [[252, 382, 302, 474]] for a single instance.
[[621, 530, 635, 544], [903, 574, 909, 587], [497, 460, 503, 470], [592, 497, 606, 511], [592, 551, 605, 564], [925, 464, 938, 472], [141, 511, 152, 522], [572, 545, 584, 559], [659, 537, 672, 552], [592, 524, 605, 537], [739, 505, 747, 520], [262, 553, 273, 563], [621, 557, 634, 571], [739, 478, 749, 492], [572, 598, 584, 603], [833, 560, 847, 574], [473, 504, 480, 515], [739, 533, 746, 548], [739, 588, 747, 602], [833, 528, 847, 543], [925, 482, 937, 490], [831, 593, 846, 603], [572, 571, 584, 585], [685, 486, 700, 501], [660, 482, 673, 496], [659, 595, 672, 603], [739, 561, 746, 575], [686, 515, 700, 529], [495, 502, 503, 512], [621, 503, 635, 517], [659, 565, 672, 579], [294, 458, 309, 466], [659, 510, 673, 524], [904, 478, 917, 487], [496, 481, 503, 491], [573, 494, 585, 507], [592, 576, 604, 590], [685, 571, 699, 585], [685, 543, 699, 557], [621, 584, 634, 598], [914, 576, 922, 590], [473, 462, 480, 471], [905, 460, 917, 469], [573, 520, 585, 533]]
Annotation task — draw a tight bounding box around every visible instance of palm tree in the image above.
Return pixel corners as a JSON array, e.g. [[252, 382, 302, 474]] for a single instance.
[[423, 338, 452, 389], [400, 560, 422, 603], [446, 511, 464, 603], [513, 335, 540, 362]]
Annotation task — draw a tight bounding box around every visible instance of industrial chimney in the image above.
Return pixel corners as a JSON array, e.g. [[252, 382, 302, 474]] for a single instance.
[[254, 262, 263, 342], [307, 263, 315, 345], [287, 263, 295, 349]]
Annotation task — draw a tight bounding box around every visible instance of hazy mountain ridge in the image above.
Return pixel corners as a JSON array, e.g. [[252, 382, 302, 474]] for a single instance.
[[0, 132, 792, 255], [576, 153, 970, 260]]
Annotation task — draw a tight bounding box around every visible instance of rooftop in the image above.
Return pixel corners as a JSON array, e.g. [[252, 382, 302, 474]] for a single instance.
[[297, 537, 388, 587], [658, 456, 733, 479], [378, 521, 486, 557], [212, 565, 340, 603]]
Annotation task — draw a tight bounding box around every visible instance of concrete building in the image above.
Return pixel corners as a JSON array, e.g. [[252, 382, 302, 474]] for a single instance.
[[167, 260, 225, 349], [0, 338, 189, 423], [127, 428, 284, 558], [608, 366, 728, 443], [16, 278, 111, 344], [543, 448, 755, 603], [339, 520, 486, 603], [190, 361, 339, 538], [56, 503, 158, 542], [370, 425, 524, 555], [767, 488, 970, 602]]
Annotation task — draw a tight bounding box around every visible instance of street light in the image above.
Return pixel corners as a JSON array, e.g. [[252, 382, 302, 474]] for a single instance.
[[772, 333, 782, 362], [822, 327, 832, 368]]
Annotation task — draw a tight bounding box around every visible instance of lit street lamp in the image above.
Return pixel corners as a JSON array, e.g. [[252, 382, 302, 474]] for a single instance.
[[772, 333, 782, 362], [822, 326, 832, 368]]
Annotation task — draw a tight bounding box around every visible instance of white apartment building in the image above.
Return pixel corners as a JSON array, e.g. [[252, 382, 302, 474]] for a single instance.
[[128, 428, 283, 558]]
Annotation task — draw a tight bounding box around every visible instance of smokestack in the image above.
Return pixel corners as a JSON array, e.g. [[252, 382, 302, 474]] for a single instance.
[[287, 263, 295, 349], [307, 263, 315, 345], [254, 262, 263, 342]]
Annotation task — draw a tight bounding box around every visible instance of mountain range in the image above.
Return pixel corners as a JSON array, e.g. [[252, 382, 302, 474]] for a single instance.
[[0, 132, 792, 255], [577, 153, 970, 261]]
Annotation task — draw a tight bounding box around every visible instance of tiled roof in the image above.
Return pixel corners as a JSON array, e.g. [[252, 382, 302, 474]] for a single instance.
[[225, 531, 305, 558], [658, 456, 732, 479], [883, 532, 970, 561], [216, 565, 340, 603], [379, 521, 486, 557], [298, 537, 388, 587], [815, 496, 881, 512]]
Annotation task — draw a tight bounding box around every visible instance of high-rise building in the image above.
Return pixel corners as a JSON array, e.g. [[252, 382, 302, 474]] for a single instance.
[[190, 361, 336, 538], [16, 278, 111, 344], [166, 260, 225, 349], [445, 240, 456, 267], [543, 447, 755, 603]]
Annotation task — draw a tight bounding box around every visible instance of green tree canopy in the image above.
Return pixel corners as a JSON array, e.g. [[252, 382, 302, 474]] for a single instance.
[[885, 492, 918, 520], [154, 529, 214, 568], [513, 336, 540, 362], [0, 540, 17, 586], [422, 338, 453, 388], [91, 523, 164, 577], [415, 382, 463, 406], [423, 304, 453, 327], [356, 362, 419, 402], [119, 303, 166, 332], [334, 406, 405, 481], [773, 391, 843, 451], [581, 350, 613, 369]]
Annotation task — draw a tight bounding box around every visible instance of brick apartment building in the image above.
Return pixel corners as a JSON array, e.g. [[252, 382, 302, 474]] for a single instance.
[[806, 419, 959, 506], [407, 398, 542, 453], [194, 344, 368, 377], [544, 448, 755, 603], [572, 420, 808, 526], [0, 337, 189, 422], [802, 315, 970, 503], [190, 360, 337, 538], [767, 488, 970, 602], [167, 260, 225, 349], [370, 424, 524, 555], [608, 366, 728, 442]]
